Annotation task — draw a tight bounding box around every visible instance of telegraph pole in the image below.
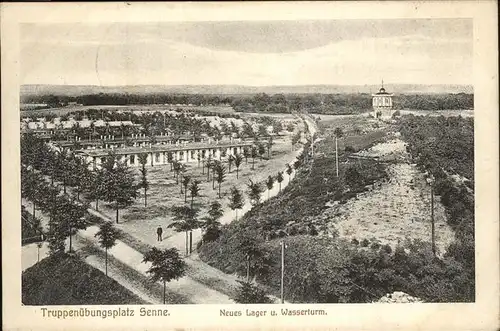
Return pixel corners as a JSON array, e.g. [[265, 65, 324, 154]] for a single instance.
[[335, 136, 339, 177], [280, 241, 286, 303], [431, 182, 436, 256]]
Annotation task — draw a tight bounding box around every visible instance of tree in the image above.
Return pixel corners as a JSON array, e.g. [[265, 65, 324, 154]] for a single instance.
[[267, 136, 274, 158], [21, 169, 43, 220], [86, 168, 106, 211], [138, 153, 149, 207], [189, 180, 201, 209], [243, 147, 250, 164], [277, 171, 284, 192], [102, 155, 139, 223], [72, 157, 91, 201], [247, 179, 263, 207], [266, 175, 275, 199], [228, 154, 234, 173], [143, 247, 187, 304], [168, 206, 201, 256], [251, 146, 258, 170], [258, 143, 266, 160], [167, 152, 174, 171], [63, 198, 88, 253], [258, 124, 268, 137], [286, 163, 293, 182], [291, 132, 301, 151], [235, 234, 271, 282], [234, 280, 272, 304], [173, 160, 181, 183], [234, 153, 243, 179], [228, 186, 245, 221], [215, 162, 227, 199], [95, 221, 119, 276], [182, 175, 191, 202], [333, 127, 344, 139], [201, 201, 224, 242], [243, 122, 255, 138]]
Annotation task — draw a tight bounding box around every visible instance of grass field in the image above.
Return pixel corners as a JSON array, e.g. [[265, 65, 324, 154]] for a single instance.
[[22, 252, 146, 305], [95, 134, 302, 248]]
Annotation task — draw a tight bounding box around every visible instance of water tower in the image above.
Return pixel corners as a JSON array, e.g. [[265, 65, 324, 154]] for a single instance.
[[371, 80, 394, 120]]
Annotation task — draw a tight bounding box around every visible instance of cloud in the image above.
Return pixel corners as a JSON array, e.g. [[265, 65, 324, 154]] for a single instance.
[[21, 24, 472, 86]]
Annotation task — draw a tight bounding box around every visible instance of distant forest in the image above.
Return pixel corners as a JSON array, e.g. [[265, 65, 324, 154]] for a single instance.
[[21, 92, 473, 114]]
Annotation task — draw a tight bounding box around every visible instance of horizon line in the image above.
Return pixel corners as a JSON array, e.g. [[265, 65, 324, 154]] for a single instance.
[[22, 83, 473, 87]]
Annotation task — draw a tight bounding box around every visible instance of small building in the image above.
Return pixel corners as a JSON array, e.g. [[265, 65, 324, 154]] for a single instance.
[[372, 81, 394, 120]]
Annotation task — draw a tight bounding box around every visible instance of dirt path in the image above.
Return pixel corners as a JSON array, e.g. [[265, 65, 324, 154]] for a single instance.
[[315, 138, 455, 256]]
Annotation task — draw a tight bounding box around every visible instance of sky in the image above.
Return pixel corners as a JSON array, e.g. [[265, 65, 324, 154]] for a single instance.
[[20, 19, 473, 86]]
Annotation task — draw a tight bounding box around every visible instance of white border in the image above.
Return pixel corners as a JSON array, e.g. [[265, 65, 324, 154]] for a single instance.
[[2, 2, 498, 330]]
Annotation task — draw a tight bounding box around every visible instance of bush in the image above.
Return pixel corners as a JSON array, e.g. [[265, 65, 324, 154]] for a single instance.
[[361, 239, 370, 247], [233, 281, 272, 304], [345, 145, 356, 153]]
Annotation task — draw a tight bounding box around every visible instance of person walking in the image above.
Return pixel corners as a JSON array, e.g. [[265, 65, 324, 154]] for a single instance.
[[157, 226, 163, 242]]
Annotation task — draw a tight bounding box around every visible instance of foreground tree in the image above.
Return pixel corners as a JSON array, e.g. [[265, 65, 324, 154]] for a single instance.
[[95, 221, 119, 276], [63, 198, 88, 253], [227, 154, 234, 173], [201, 200, 224, 243], [233, 280, 272, 304], [243, 147, 250, 164], [286, 163, 293, 182], [86, 168, 107, 211], [138, 153, 149, 207], [228, 186, 245, 221], [182, 175, 191, 202], [189, 180, 201, 209], [168, 206, 201, 256], [143, 247, 187, 304], [102, 155, 139, 223], [247, 179, 263, 207], [236, 235, 271, 282], [214, 162, 227, 199], [258, 143, 266, 160], [266, 136, 274, 158], [234, 153, 243, 179], [266, 175, 275, 199], [251, 146, 258, 170], [277, 171, 284, 192]]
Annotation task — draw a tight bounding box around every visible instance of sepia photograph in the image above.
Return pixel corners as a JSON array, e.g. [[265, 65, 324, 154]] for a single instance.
[[2, 2, 498, 330]]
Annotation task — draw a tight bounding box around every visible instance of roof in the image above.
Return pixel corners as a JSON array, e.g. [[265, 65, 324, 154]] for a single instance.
[[77, 141, 254, 157]]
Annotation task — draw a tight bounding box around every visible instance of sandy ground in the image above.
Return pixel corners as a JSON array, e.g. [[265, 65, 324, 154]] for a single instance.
[[315, 139, 455, 255], [95, 135, 303, 243]]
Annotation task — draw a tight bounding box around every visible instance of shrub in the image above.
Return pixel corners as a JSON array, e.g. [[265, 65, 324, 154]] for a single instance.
[[233, 281, 272, 304], [345, 145, 356, 153], [361, 239, 370, 247]]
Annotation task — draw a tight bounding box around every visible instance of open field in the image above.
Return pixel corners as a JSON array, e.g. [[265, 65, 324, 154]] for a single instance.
[[400, 109, 474, 117], [94, 135, 301, 249]]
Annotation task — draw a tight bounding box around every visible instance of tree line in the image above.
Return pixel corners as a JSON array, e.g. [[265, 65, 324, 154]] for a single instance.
[[22, 92, 473, 116]]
